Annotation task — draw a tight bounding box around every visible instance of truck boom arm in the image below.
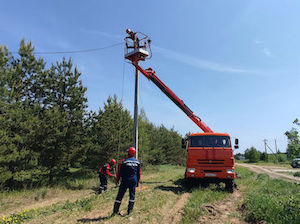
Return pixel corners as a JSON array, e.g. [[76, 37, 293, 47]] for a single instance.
[[134, 63, 213, 133]]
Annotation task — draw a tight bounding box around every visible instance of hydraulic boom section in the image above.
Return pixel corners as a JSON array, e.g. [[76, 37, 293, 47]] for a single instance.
[[124, 29, 213, 133]]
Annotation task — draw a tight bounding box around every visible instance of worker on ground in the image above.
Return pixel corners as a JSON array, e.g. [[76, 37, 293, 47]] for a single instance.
[[98, 159, 116, 194], [113, 147, 141, 215]]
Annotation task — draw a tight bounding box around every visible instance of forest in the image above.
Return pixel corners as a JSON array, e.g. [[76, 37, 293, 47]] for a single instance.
[[0, 40, 186, 190]]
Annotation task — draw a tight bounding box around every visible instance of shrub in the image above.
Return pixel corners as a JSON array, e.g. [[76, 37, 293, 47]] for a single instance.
[[293, 172, 300, 177], [245, 147, 261, 163]]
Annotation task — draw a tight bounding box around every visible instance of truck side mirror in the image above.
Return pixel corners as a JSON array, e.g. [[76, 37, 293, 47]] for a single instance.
[[181, 138, 186, 149], [234, 138, 239, 149]]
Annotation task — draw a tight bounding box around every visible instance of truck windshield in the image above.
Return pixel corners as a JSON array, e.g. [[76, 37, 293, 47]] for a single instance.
[[189, 135, 231, 148]]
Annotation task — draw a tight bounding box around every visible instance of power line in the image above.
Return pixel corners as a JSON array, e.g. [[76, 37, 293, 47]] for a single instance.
[[11, 42, 123, 55]]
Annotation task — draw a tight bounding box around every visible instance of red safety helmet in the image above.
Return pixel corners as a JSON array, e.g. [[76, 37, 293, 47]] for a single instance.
[[128, 147, 136, 157], [110, 159, 116, 165]]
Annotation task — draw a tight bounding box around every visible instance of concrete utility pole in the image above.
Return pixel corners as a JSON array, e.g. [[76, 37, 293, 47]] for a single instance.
[[133, 65, 139, 159], [124, 29, 150, 159], [274, 139, 278, 153], [263, 139, 267, 154]]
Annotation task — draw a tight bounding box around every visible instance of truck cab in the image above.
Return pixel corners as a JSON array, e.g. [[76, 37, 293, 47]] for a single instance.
[[185, 133, 236, 192]]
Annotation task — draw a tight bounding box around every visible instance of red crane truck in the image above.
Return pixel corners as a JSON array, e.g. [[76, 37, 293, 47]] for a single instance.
[[125, 29, 239, 192]]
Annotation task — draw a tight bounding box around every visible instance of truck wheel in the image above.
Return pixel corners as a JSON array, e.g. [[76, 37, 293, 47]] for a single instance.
[[225, 180, 234, 193]]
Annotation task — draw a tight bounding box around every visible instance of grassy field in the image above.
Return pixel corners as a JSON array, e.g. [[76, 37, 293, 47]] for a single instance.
[[0, 165, 186, 224], [1, 165, 300, 224], [237, 159, 292, 168], [238, 167, 300, 224]]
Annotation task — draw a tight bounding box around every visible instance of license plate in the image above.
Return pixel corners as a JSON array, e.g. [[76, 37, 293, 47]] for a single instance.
[[205, 173, 216, 177]]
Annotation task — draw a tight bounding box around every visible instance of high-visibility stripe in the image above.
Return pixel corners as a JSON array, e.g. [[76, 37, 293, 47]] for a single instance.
[[123, 160, 140, 164], [115, 200, 121, 203], [129, 200, 135, 202]]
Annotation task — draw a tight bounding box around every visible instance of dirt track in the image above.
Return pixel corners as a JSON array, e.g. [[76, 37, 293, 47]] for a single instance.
[[237, 163, 300, 183], [162, 193, 190, 224], [198, 188, 246, 224]]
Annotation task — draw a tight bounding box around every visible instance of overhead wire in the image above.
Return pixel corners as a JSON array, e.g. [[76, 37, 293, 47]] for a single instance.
[[11, 42, 123, 55]]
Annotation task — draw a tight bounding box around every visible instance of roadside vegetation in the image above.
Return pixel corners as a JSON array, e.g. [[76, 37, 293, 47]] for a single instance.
[[239, 167, 300, 224]]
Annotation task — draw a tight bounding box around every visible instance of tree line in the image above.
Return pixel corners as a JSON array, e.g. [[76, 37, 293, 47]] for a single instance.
[[235, 119, 300, 163], [0, 40, 185, 190]]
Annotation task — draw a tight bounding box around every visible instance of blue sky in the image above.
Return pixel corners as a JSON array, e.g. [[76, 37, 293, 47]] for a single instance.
[[1, 0, 300, 154]]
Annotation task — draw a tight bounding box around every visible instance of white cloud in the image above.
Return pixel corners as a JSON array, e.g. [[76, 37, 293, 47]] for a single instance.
[[262, 48, 272, 57], [153, 46, 259, 75], [254, 39, 262, 45], [254, 39, 273, 57]]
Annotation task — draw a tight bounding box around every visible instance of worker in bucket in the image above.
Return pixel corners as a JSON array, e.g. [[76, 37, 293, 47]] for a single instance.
[[113, 147, 141, 215], [98, 159, 116, 194]]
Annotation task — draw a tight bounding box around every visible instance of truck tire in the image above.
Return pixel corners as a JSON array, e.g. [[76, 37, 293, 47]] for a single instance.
[[225, 180, 234, 193]]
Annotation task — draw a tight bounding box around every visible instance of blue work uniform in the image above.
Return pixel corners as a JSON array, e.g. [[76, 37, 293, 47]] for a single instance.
[[113, 156, 141, 215]]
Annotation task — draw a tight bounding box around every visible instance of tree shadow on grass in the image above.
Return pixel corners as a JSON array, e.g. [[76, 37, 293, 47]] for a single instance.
[[77, 215, 111, 223], [77, 213, 126, 223]]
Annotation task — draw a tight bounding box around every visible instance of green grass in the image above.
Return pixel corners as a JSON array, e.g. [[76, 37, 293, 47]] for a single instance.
[[0, 193, 101, 224], [236, 166, 300, 224], [239, 160, 291, 167], [4, 165, 299, 224], [0, 165, 186, 224]]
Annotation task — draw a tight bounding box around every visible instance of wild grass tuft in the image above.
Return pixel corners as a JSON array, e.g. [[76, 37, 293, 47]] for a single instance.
[[34, 189, 47, 201]]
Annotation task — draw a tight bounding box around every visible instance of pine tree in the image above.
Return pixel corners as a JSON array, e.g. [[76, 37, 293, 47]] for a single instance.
[[86, 95, 132, 169], [137, 109, 151, 164], [0, 41, 45, 188], [0, 40, 89, 187], [37, 58, 88, 184]]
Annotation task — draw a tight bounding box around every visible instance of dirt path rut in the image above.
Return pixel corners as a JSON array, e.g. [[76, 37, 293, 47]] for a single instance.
[[237, 163, 300, 183], [198, 189, 246, 224], [162, 193, 190, 224]]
